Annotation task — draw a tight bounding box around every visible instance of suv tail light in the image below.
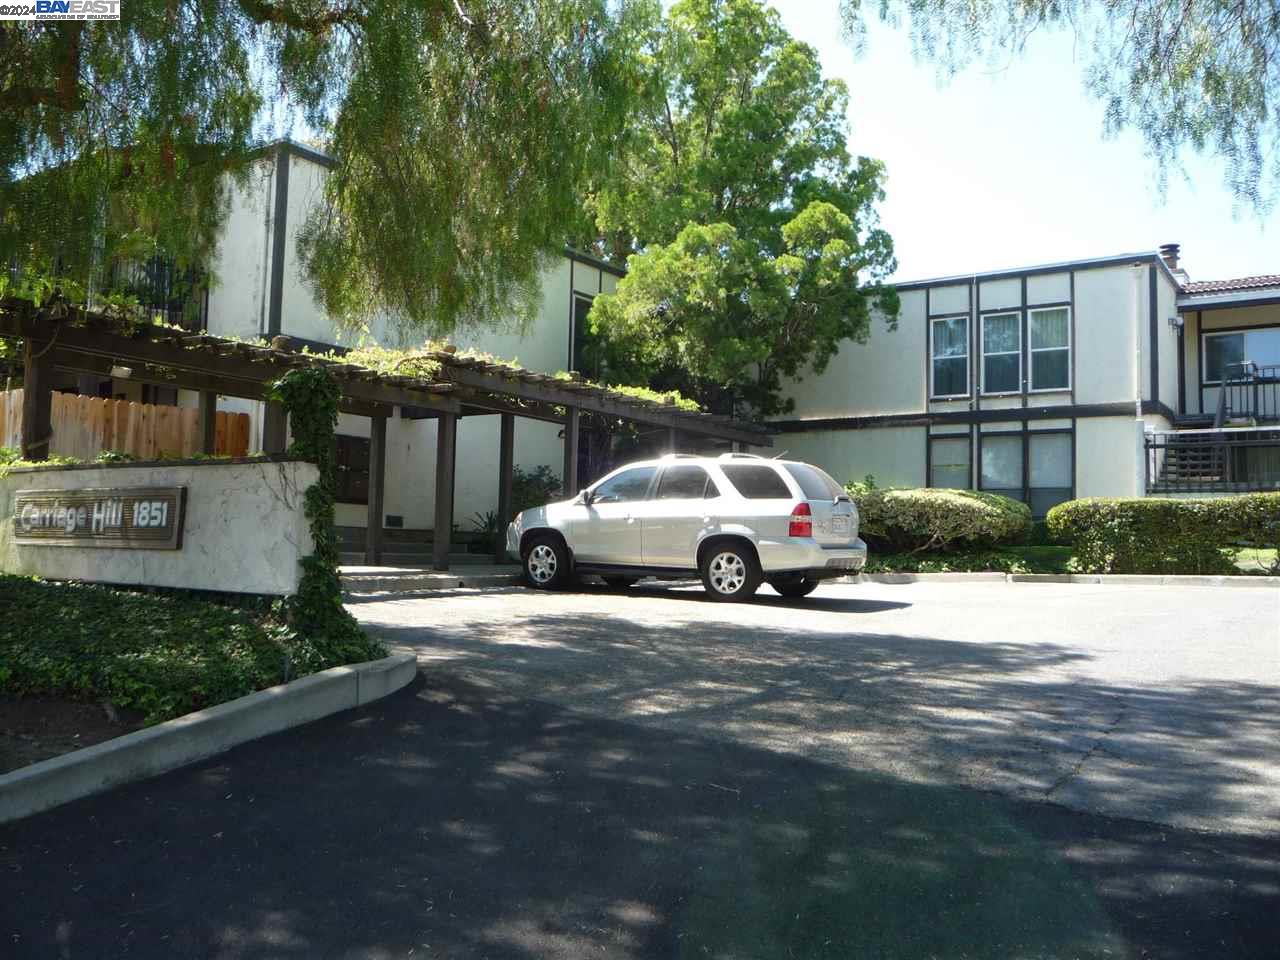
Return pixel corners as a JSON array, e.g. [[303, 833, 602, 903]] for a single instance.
[[788, 502, 812, 538]]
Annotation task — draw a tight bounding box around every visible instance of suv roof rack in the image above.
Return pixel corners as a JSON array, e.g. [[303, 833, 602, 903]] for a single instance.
[[660, 452, 699, 459], [718, 452, 766, 460]]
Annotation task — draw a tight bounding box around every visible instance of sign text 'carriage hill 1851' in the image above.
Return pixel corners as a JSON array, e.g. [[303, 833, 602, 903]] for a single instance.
[[12, 487, 186, 550]]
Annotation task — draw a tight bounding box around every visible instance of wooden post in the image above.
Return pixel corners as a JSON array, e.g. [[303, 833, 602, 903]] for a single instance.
[[433, 411, 457, 571], [495, 413, 514, 563], [261, 399, 287, 454], [562, 405, 580, 496], [667, 426, 678, 454], [21, 339, 54, 461], [198, 391, 218, 455], [365, 415, 387, 566]]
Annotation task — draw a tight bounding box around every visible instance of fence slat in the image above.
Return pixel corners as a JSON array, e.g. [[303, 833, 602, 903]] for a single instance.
[[1, 390, 254, 461]]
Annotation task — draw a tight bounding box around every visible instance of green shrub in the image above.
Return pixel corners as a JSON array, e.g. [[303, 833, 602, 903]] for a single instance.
[[1045, 494, 1280, 575], [847, 482, 1032, 552], [510, 464, 561, 519], [0, 576, 385, 723]]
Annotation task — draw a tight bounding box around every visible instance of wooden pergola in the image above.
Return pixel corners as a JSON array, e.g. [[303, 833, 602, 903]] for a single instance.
[[1, 298, 772, 569]]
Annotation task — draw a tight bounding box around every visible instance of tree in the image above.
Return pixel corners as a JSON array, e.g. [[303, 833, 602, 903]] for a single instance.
[[0, 0, 646, 334], [841, 0, 1280, 208], [591, 204, 897, 417], [581, 0, 897, 418]]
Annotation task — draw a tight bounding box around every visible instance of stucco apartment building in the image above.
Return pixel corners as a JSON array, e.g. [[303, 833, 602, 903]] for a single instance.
[[773, 246, 1280, 515], [60, 139, 1280, 535]]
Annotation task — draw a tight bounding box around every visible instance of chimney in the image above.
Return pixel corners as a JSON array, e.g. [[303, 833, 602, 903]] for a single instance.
[[1159, 242, 1189, 284]]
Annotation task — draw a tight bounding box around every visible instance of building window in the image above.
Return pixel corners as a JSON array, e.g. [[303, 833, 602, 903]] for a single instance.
[[980, 433, 1024, 502], [1029, 307, 1070, 391], [572, 295, 599, 380], [1203, 328, 1280, 382], [981, 312, 1021, 394], [1028, 432, 1072, 516], [335, 434, 370, 505], [929, 435, 970, 489], [931, 316, 969, 398]]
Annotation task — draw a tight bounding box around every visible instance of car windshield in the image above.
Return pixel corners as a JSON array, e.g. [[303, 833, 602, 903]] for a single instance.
[[783, 463, 845, 500]]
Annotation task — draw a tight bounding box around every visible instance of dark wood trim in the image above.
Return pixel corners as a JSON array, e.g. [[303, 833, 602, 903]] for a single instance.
[[1195, 310, 1203, 414], [432, 412, 457, 570], [365, 415, 387, 565], [1176, 321, 1186, 416], [562, 405, 580, 495], [1148, 264, 1160, 408], [261, 400, 288, 454], [268, 144, 290, 338], [495, 413, 514, 562], [773, 401, 1174, 432], [897, 250, 1178, 292], [563, 246, 626, 279], [198, 391, 217, 455], [20, 337, 54, 461], [1068, 270, 1077, 406]]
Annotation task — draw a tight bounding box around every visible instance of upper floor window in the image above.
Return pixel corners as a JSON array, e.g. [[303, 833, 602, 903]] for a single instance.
[[981, 313, 1021, 394], [1203, 328, 1280, 383], [1029, 307, 1071, 391], [931, 316, 969, 398]]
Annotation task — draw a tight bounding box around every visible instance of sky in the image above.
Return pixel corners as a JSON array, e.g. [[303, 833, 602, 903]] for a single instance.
[[770, 0, 1279, 285]]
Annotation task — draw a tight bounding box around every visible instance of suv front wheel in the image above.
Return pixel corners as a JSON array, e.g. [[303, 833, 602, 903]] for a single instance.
[[700, 542, 762, 602], [524, 534, 572, 590]]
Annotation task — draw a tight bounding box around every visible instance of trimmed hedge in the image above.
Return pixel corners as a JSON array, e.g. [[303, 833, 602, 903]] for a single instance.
[[1046, 493, 1280, 575], [847, 482, 1032, 553]]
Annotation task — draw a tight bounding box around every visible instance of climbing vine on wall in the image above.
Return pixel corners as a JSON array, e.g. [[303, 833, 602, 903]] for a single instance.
[[267, 367, 382, 661]]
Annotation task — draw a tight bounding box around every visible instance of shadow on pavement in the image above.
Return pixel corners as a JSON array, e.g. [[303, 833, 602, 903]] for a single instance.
[[3, 674, 1276, 960]]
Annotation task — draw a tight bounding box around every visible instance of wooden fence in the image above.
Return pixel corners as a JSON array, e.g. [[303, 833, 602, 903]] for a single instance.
[[0, 389, 250, 460]]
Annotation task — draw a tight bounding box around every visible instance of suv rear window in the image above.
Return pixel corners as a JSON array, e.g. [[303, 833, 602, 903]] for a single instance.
[[720, 464, 791, 499], [783, 463, 844, 500]]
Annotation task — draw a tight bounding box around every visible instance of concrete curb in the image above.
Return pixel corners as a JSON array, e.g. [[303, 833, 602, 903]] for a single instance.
[[343, 572, 523, 593], [0, 652, 418, 825], [850, 572, 1279, 588]]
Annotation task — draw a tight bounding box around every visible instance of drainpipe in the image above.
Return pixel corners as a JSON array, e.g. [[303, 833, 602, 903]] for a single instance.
[[1132, 263, 1144, 421]]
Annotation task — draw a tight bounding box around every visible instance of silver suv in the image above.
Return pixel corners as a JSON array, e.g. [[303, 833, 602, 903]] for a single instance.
[[505, 453, 867, 601]]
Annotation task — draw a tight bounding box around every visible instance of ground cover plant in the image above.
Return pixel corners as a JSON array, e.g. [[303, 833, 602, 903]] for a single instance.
[[0, 576, 383, 725]]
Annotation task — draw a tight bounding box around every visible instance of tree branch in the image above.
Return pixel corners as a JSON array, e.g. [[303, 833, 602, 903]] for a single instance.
[[234, 0, 366, 33]]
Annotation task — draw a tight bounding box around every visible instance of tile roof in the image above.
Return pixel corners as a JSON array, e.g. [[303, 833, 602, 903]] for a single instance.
[[1181, 274, 1280, 295]]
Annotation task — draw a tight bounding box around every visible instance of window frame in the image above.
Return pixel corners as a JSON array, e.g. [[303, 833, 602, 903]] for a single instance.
[[929, 314, 970, 400], [1027, 306, 1072, 393], [975, 427, 1075, 517], [1200, 326, 1280, 385], [927, 433, 972, 490], [980, 311, 1022, 396]]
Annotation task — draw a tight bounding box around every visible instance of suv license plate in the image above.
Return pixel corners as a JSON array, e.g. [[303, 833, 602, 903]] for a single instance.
[[831, 516, 849, 534]]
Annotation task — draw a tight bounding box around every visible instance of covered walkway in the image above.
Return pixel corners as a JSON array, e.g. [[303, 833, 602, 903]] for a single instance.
[[0, 297, 771, 569]]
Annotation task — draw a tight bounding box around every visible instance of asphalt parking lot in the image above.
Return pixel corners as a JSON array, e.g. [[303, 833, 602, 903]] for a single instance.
[[4, 579, 1277, 959], [352, 579, 1280, 836]]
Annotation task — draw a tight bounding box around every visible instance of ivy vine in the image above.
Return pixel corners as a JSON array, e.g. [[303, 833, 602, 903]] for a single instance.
[[267, 367, 381, 662]]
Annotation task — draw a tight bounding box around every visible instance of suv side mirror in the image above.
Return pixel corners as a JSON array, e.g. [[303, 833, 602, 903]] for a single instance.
[[580, 489, 594, 506]]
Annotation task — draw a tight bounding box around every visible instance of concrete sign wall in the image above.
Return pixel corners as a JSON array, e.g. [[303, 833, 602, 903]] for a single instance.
[[1, 458, 318, 595]]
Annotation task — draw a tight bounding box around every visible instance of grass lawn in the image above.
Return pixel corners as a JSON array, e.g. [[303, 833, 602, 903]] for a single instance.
[[1235, 547, 1279, 574], [0, 575, 385, 726]]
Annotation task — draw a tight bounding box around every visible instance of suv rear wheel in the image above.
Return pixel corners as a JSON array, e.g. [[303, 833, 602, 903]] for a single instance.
[[700, 542, 761, 602], [770, 576, 819, 599], [524, 535, 572, 590]]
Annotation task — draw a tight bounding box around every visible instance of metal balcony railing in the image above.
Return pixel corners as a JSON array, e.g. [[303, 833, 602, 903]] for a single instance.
[[1218, 361, 1280, 425], [1145, 428, 1280, 494]]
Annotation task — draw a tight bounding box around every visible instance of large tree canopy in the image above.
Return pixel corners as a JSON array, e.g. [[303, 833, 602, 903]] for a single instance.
[[582, 0, 897, 418], [1, 0, 645, 333], [842, 0, 1280, 209]]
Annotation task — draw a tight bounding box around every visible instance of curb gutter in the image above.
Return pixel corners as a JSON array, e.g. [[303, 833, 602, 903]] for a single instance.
[[850, 572, 1279, 588], [343, 572, 522, 593], [0, 652, 418, 825]]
